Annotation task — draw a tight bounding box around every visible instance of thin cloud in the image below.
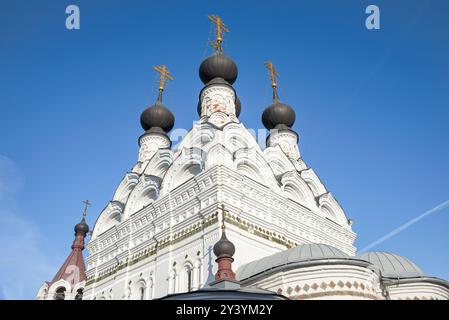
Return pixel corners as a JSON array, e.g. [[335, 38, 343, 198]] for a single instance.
[[0, 155, 55, 300], [359, 199, 449, 253]]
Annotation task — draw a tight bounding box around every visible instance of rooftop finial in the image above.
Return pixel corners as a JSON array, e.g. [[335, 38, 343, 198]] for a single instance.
[[208, 15, 229, 52], [153, 65, 174, 102], [213, 203, 236, 281], [82, 199, 91, 219], [218, 203, 229, 231], [74, 201, 90, 237], [264, 61, 280, 101]]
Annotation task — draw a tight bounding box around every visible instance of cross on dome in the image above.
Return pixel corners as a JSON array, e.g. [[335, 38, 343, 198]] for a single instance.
[[264, 61, 280, 101], [208, 15, 229, 52]]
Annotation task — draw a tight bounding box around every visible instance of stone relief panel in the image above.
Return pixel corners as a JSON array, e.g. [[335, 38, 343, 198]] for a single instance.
[[200, 86, 236, 117], [268, 130, 300, 160], [138, 134, 170, 162]]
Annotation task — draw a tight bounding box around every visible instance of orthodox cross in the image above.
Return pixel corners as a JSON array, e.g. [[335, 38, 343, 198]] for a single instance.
[[82, 199, 91, 219], [208, 15, 229, 51], [264, 61, 280, 100], [217, 203, 229, 231], [153, 65, 174, 92]]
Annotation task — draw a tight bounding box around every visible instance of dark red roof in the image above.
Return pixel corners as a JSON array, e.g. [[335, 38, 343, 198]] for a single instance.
[[50, 226, 88, 286]]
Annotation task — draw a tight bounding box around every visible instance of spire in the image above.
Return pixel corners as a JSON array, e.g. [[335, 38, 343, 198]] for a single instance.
[[208, 15, 229, 52], [50, 201, 90, 286], [213, 204, 236, 281]]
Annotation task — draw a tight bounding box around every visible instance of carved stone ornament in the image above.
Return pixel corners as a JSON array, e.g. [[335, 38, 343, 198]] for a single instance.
[[268, 130, 300, 160], [138, 134, 171, 162], [200, 85, 236, 117]]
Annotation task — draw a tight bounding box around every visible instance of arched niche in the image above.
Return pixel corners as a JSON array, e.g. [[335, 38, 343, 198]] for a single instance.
[[134, 279, 147, 300], [179, 261, 194, 293], [48, 279, 70, 300]]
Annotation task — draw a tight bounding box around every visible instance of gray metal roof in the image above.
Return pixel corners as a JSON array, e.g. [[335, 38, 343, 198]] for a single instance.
[[159, 279, 288, 300], [237, 243, 350, 281], [358, 252, 424, 278]]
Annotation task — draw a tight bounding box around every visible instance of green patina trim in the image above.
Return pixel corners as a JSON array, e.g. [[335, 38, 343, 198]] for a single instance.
[[87, 215, 219, 286], [225, 216, 295, 249], [87, 213, 296, 286]]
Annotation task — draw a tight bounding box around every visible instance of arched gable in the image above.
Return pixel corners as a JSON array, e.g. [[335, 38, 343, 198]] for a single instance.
[[124, 175, 161, 218], [234, 147, 279, 190], [112, 173, 139, 203], [264, 145, 296, 178], [300, 168, 327, 197], [173, 122, 215, 151], [160, 147, 205, 195], [142, 148, 173, 179], [91, 201, 124, 239], [221, 122, 256, 153], [280, 171, 317, 209], [204, 143, 234, 168], [318, 193, 349, 227]]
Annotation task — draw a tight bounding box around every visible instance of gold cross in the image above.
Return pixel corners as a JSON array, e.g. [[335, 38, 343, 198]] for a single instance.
[[217, 203, 229, 230], [208, 15, 229, 51], [153, 65, 174, 92], [82, 199, 91, 219], [264, 61, 280, 100]]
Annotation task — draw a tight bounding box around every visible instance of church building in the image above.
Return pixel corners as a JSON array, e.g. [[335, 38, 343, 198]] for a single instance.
[[36, 16, 449, 301]]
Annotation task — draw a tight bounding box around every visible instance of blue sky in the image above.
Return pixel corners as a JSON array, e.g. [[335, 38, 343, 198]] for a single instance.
[[0, 0, 448, 299]]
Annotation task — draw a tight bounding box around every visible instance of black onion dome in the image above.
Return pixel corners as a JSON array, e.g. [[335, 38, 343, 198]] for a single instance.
[[213, 232, 235, 259], [74, 218, 89, 235], [262, 101, 296, 130], [140, 100, 175, 133], [199, 51, 238, 85]]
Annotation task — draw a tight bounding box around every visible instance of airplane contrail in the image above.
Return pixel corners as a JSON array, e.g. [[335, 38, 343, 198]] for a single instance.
[[359, 199, 449, 253]]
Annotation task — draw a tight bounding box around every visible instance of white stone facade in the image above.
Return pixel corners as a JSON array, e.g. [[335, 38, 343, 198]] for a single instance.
[[83, 106, 359, 300], [138, 133, 171, 163], [385, 279, 449, 300]]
